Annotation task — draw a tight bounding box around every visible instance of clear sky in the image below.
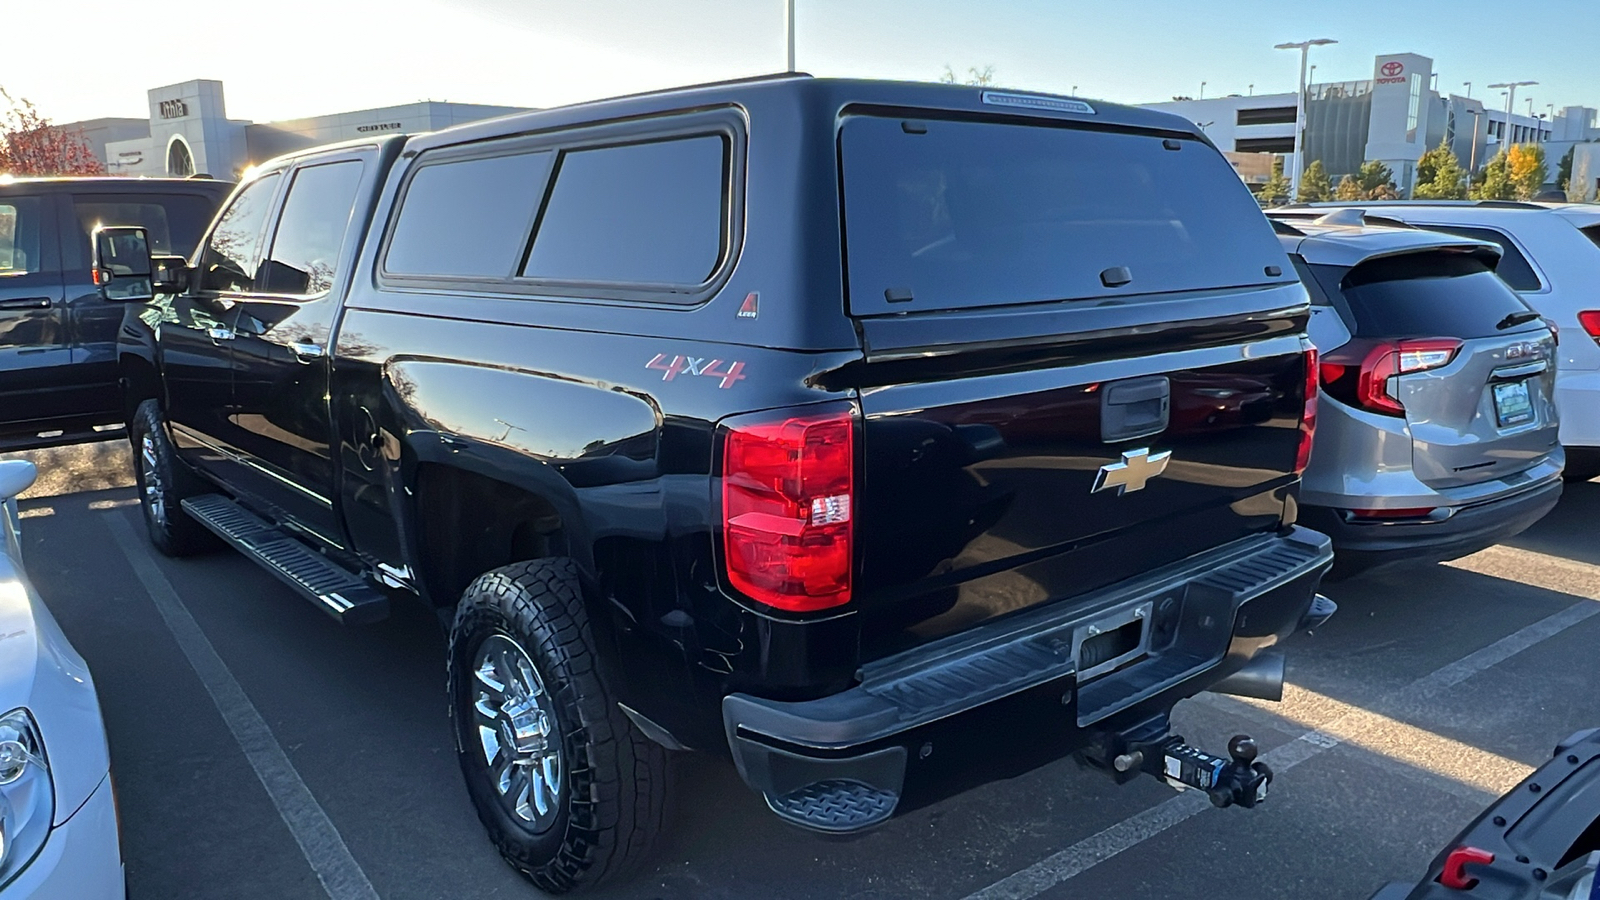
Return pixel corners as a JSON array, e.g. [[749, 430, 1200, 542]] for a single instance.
[[10, 0, 1599, 125]]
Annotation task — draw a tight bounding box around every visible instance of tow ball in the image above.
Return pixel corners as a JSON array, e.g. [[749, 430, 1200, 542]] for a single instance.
[[1112, 734, 1273, 809]]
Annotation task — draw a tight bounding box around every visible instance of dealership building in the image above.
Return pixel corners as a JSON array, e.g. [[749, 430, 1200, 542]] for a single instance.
[[1145, 52, 1600, 196], [64, 79, 528, 179]]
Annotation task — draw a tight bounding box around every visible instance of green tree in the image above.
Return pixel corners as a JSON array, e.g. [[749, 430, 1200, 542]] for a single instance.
[[1413, 141, 1468, 199], [1507, 143, 1549, 199], [1335, 174, 1363, 200], [1354, 160, 1399, 199], [1471, 149, 1517, 200], [1557, 145, 1576, 194], [1258, 155, 1291, 207], [1296, 159, 1332, 202], [939, 64, 997, 86]]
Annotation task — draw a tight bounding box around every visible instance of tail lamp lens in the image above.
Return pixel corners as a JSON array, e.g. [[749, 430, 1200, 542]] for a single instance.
[[721, 405, 855, 613], [1578, 310, 1600, 343], [1318, 338, 1462, 417], [1296, 347, 1317, 474]]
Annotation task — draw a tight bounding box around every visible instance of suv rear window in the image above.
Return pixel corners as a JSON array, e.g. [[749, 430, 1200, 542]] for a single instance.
[[840, 116, 1288, 315], [1308, 253, 1536, 339], [73, 194, 217, 262], [1418, 225, 1542, 291]]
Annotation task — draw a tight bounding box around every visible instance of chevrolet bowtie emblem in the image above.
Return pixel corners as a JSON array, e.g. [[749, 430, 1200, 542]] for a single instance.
[[1092, 448, 1172, 496]]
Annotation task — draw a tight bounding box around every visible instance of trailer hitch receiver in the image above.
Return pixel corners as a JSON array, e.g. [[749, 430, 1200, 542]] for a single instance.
[[1114, 734, 1273, 809]]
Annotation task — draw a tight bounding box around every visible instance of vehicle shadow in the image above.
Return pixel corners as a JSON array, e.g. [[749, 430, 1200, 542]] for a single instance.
[[1502, 477, 1600, 566]]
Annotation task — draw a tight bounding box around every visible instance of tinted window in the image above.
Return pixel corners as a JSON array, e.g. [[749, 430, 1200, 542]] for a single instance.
[[1421, 225, 1542, 291], [385, 151, 553, 278], [1289, 255, 1332, 305], [197, 173, 281, 293], [1581, 225, 1600, 251], [841, 117, 1289, 315], [523, 135, 726, 285], [0, 198, 45, 275], [260, 161, 365, 295], [73, 194, 217, 261], [1310, 254, 1536, 339]]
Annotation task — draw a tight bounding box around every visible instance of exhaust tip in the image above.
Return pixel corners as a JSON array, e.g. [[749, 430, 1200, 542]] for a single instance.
[[1206, 650, 1286, 702]]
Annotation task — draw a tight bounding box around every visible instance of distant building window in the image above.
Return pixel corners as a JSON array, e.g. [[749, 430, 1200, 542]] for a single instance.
[[1234, 137, 1296, 154], [1406, 73, 1422, 141], [167, 139, 194, 177], [1236, 106, 1298, 126]]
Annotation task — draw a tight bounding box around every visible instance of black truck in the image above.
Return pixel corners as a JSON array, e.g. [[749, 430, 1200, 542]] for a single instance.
[[102, 76, 1334, 893], [0, 176, 231, 450]]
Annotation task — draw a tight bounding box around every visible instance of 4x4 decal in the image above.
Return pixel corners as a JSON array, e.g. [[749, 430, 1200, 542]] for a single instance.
[[646, 354, 746, 389]]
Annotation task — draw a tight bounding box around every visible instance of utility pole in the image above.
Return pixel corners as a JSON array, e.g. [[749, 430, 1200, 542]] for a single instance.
[[785, 0, 795, 73], [1275, 38, 1338, 198]]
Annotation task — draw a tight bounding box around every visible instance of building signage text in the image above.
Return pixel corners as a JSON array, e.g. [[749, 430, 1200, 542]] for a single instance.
[[1375, 61, 1406, 85], [159, 99, 189, 119], [356, 122, 403, 133]]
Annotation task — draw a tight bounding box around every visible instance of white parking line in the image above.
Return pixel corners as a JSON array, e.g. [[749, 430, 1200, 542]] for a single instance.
[[964, 591, 1600, 900], [106, 512, 381, 900]]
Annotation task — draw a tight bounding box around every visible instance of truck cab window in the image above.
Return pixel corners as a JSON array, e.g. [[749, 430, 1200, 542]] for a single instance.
[[197, 173, 281, 293], [259, 161, 365, 296], [0, 199, 44, 276]]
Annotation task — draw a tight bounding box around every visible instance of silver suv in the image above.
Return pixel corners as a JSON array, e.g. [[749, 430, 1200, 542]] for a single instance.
[[1275, 214, 1564, 577]]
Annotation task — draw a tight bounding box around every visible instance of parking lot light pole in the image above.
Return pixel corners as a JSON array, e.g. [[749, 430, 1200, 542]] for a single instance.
[[1488, 81, 1537, 149], [785, 0, 795, 72], [1275, 38, 1337, 198]]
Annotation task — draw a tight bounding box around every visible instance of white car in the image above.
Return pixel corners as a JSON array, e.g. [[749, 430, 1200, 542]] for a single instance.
[[1273, 201, 1600, 480], [0, 461, 122, 897]]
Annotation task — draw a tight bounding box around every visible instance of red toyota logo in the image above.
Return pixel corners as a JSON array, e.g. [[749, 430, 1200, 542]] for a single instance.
[[1381, 61, 1404, 77]]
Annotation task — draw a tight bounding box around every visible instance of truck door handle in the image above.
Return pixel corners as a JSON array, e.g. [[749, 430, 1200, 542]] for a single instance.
[[288, 342, 325, 361], [208, 326, 235, 341], [0, 297, 51, 310]]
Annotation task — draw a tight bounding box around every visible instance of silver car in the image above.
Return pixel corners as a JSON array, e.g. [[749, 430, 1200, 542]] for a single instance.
[[1274, 213, 1564, 577]]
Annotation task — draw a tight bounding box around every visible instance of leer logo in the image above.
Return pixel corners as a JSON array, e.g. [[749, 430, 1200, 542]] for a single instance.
[[1380, 61, 1404, 77]]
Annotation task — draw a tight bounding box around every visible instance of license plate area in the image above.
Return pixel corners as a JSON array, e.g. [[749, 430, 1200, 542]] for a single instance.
[[1493, 379, 1534, 428], [1073, 601, 1153, 682]]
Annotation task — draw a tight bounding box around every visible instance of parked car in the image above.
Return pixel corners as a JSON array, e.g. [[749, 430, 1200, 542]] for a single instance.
[[1272, 214, 1563, 577], [1274, 201, 1600, 481], [0, 176, 232, 452], [106, 77, 1333, 893], [1369, 727, 1600, 900], [0, 460, 122, 897]]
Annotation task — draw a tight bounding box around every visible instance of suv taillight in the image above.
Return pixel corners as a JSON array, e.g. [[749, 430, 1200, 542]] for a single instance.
[[1318, 338, 1462, 417], [1296, 347, 1317, 474], [1578, 310, 1600, 344], [721, 404, 855, 613]]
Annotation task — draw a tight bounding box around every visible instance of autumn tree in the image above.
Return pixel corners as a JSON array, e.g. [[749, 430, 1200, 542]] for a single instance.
[[1413, 141, 1468, 199], [1335, 174, 1362, 200], [1258, 155, 1291, 207], [1296, 159, 1332, 202], [1471, 149, 1517, 200], [1507, 143, 1549, 200], [0, 88, 104, 177]]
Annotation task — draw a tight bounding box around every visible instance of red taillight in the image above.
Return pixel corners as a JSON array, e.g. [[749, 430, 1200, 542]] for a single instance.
[[1295, 347, 1317, 474], [1438, 846, 1495, 890], [1578, 310, 1600, 343], [1350, 507, 1436, 519], [1319, 338, 1462, 417], [721, 404, 855, 613]]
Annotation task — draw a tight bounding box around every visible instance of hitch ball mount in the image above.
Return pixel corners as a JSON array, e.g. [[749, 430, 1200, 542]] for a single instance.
[[1112, 733, 1273, 809]]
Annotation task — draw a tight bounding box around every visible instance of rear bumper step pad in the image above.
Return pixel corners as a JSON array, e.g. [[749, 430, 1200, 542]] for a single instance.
[[181, 494, 388, 625]]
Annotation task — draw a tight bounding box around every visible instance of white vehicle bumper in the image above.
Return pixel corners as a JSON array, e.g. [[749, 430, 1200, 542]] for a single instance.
[[1557, 370, 1600, 448], [3, 774, 123, 900]]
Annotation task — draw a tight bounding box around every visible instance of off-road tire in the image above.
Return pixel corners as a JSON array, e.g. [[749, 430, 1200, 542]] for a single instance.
[[129, 399, 219, 557], [448, 558, 668, 894]]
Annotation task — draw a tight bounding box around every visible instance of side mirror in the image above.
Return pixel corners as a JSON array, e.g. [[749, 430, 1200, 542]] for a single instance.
[[92, 226, 156, 302], [151, 255, 192, 294]]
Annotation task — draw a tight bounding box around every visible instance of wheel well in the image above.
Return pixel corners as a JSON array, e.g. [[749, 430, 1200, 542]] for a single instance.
[[411, 463, 568, 607], [121, 354, 160, 426]]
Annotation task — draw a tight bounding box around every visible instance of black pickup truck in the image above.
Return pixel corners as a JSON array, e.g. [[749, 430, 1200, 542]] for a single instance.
[[104, 76, 1334, 893], [0, 177, 230, 450]]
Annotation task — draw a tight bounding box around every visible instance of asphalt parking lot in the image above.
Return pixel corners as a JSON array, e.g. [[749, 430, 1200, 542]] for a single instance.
[[10, 442, 1600, 900]]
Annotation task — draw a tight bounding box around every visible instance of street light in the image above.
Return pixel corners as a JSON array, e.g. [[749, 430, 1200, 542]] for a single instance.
[[784, 0, 795, 72], [1488, 81, 1537, 148], [1275, 38, 1338, 197], [1463, 81, 1472, 99], [1200, 81, 1207, 100]]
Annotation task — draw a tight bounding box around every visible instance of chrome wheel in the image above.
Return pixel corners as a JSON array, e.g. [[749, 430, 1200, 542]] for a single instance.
[[471, 634, 563, 832], [139, 432, 166, 526]]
